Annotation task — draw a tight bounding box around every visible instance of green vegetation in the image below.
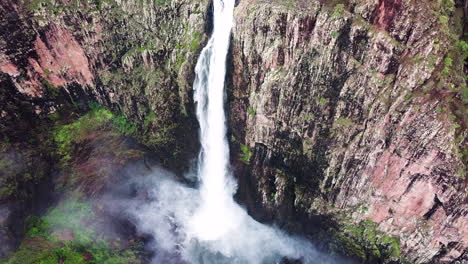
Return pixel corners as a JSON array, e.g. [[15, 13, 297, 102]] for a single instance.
[[50, 103, 146, 194], [407, 0, 467, 178], [331, 31, 340, 39], [143, 111, 157, 130], [53, 103, 136, 164], [332, 4, 345, 18], [404, 92, 413, 101], [140, 108, 177, 150], [5, 199, 142, 264], [278, 0, 296, 10], [441, 57, 453, 75], [121, 46, 152, 65], [326, 218, 407, 263], [5, 245, 87, 264], [26, 0, 200, 161], [425, 45, 466, 178], [343, 220, 401, 260], [41, 79, 60, 98], [1, 101, 148, 260], [270, 191, 277, 202], [154, 0, 166, 6], [0, 183, 15, 199], [100, 65, 184, 159], [29, 0, 116, 13], [27, 0, 88, 13], [189, 32, 202, 53], [174, 30, 203, 71], [143, 122, 177, 147], [240, 144, 253, 164], [27, 0, 51, 10], [0, 156, 15, 199], [456, 40, 468, 60], [303, 113, 315, 122], [26, 200, 93, 239], [331, 117, 354, 135], [432, 0, 455, 37], [317, 97, 328, 106], [247, 107, 256, 117], [334, 117, 353, 128]]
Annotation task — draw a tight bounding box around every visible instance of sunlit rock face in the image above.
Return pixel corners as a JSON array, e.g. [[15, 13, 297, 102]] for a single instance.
[[228, 0, 466, 263], [0, 0, 211, 167]]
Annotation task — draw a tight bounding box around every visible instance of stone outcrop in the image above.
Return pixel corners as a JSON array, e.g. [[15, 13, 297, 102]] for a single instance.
[[0, 0, 210, 167], [228, 0, 467, 263]]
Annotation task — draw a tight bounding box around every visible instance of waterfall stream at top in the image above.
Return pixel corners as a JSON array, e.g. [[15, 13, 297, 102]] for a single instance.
[[186, 0, 314, 262], [186, 0, 316, 261], [190, 0, 239, 241], [126, 1, 348, 263]]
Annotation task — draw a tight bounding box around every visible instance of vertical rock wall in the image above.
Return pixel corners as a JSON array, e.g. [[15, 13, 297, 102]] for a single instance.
[[0, 0, 211, 166], [0, 0, 210, 257], [228, 0, 467, 263]]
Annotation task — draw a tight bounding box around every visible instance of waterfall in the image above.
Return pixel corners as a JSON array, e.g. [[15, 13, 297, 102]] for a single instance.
[[191, 0, 239, 241], [126, 1, 348, 263]]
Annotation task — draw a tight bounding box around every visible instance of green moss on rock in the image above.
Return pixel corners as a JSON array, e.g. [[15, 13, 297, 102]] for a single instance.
[[240, 144, 253, 164], [52, 103, 136, 165], [4, 199, 143, 264], [326, 218, 407, 263]]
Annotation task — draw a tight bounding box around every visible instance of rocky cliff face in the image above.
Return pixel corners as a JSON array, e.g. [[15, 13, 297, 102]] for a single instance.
[[0, 0, 211, 167], [0, 0, 210, 258], [228, 0, 467, 263], [0, 0, 467, 263]]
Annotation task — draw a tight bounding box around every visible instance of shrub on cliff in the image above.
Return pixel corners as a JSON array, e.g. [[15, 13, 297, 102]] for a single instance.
[[4, 199, 143, 264]]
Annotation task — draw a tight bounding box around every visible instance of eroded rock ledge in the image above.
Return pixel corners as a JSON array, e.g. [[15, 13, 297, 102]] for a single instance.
[[228, 0, 467, 263]]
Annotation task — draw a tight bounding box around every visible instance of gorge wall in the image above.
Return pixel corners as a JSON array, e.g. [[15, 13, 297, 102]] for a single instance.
[[228, 0, 467, 263], [0, 0, 211, 167], [0, 0, 210, 259], [0, 0, 466, 263]]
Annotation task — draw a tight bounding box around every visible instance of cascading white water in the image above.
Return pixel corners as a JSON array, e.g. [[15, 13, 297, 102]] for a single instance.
[[126, 1, 348, 263], [190, 0, 238, 241]]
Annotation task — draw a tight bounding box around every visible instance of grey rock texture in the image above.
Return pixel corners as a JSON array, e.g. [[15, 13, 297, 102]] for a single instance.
[[228, 0, 467, 263]]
